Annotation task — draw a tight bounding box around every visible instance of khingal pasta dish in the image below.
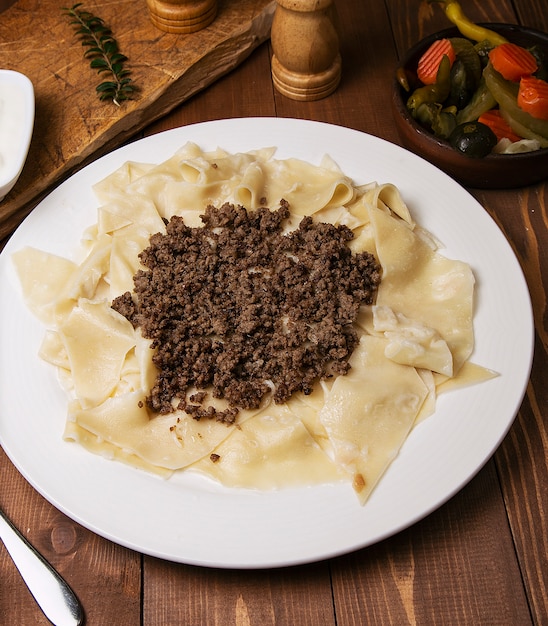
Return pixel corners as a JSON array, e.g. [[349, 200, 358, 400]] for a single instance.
[[12, 143, 496, 505]]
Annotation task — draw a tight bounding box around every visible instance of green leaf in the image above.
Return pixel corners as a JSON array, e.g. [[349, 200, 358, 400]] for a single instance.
[[97, 81, 117, 91], [64, 3, 136, 105], [83, 47, 102, 56], [90, 58, 109, 69]]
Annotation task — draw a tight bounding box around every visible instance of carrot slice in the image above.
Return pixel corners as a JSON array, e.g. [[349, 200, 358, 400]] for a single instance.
[[488, 43, 538, 82], [478, 109, 522, 142], [417, 38, 456, 85], [517, 75, 548, 121]]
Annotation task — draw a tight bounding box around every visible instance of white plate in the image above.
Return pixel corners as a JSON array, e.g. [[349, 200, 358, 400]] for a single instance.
[[0, 118, 534, 569]]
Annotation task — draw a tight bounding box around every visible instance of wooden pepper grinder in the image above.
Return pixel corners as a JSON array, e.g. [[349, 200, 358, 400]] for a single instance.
[[147, 0, 217, 34], [270, 0, 341, 101]]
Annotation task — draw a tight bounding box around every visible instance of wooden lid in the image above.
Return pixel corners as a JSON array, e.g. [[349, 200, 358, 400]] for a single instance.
[[147, 0, 217, 34]]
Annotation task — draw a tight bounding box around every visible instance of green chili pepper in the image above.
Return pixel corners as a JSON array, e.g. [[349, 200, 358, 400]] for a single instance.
[[428, 0, 508, 47], [407, 54, 452, 116], [396, 66, 411, 92]]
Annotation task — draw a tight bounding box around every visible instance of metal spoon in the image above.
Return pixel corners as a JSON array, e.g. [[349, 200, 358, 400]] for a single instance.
[[0, 506, 84, 625]]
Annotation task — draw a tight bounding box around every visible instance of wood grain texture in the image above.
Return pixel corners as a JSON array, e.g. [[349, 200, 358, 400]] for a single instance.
[[0, 447, 142, 625], [1, 0, 546, 624], [484, 182, 548, 623], [394, 2, 548, 623], [144, 558, 336, 625], [331, 462, 531, 625], [0, 0, 275, 239], [273, 0, 401, 143], [146, 37, 277, 132], [466, 3, 548, 621]]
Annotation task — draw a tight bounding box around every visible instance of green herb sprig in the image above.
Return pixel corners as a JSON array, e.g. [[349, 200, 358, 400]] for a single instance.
[[63, 3, 136, 106]]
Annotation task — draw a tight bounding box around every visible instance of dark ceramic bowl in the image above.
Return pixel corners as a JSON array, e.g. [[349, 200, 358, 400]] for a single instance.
[[391, 24, 548, 188]]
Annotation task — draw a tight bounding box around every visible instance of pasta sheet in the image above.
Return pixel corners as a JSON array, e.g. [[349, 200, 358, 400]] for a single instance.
[[12, 143, 496, 504]]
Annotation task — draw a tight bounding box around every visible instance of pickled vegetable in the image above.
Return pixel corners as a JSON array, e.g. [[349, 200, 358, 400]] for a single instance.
[[428, 0, 508, 47], [407, 55, 452, 116], [488, 43, 538, 82], [517, 76, 548, 121], [450, 37, 482, 87], [416, 102, 457, 138], [456, 77, 497, 123], [401, 3, 548, 157], [449, 121, 498, 157], [447, 59, 475, 109], [478, 109, 521, 142], [499, 109, 548, 148], [483, 63, 548, 141], [417, 39, 456, 85]]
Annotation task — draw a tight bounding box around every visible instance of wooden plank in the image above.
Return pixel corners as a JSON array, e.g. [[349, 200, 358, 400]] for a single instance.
[[1, 1, 546, 624], [144, 558, 336, 625], [330, 463, 532, 625], [385, 1, 548, 623], [0, 0, 275, 239], [272, 0, 401, 144], [0, 447, 142, 625], [513, 0, 548, 28], [279, 2, 533, 620], [477, 126, 548, 625], [496, 390, 548, 624], [387, 0, 520, 58], [145, 38, 277, 134]]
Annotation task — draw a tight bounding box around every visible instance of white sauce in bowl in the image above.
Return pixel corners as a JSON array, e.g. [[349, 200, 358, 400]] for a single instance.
[[0, 86, 27, 172]]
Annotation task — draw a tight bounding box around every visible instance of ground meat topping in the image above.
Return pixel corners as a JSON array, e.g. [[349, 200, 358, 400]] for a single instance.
[[111, 200, 381, 424]]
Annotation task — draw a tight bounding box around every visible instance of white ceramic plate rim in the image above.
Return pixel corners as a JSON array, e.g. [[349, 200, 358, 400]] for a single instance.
[[0, 118, 534, 569]]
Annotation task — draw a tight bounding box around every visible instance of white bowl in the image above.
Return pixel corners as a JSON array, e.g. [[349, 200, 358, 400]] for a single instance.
[[0, 70, 35, 202]]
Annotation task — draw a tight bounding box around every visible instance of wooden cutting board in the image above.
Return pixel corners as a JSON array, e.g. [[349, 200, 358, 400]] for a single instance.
[[0, 0, 276, 239]]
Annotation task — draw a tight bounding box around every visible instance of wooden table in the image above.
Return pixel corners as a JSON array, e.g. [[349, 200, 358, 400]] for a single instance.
[[1, 0, 546, 623]]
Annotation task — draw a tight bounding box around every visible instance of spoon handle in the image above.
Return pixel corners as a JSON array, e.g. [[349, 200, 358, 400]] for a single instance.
[[0, 507, 84, 626]]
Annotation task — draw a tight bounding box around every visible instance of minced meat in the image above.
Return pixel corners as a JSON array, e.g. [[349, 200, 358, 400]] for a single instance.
[[111, 200, 381, 424]]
